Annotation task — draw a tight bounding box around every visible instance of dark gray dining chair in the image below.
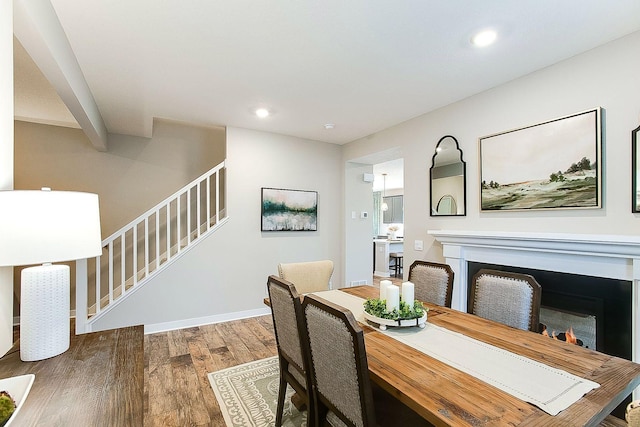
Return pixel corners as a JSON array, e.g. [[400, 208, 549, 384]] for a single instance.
[[407, 261, 454, 308], [468, 269, 542, 332], [266, 275, 315, 427], [302, 294, 376, 427]]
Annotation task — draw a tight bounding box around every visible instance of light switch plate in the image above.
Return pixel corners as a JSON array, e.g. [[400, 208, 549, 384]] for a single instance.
[[414, 240, 424, 251]]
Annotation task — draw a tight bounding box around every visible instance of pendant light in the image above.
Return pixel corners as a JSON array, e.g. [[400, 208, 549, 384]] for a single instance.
[[381, 173, 389, 211]]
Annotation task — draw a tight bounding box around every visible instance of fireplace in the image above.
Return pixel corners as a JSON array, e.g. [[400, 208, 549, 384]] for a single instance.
[[428, 230, 640, 359], [429, 230, 640, 416], [467, 262, 631, 359]]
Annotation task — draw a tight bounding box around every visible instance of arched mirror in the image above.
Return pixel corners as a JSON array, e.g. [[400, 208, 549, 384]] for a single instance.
[[430, 135, 466, 216]]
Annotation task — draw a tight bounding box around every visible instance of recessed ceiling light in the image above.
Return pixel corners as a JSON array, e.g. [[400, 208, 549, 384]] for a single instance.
[[471, 30, 497, 47], [324, 123, 335, 130], [255, 108, 270, 118]]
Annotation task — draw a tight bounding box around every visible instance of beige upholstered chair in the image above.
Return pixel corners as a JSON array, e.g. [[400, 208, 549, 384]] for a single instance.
[[266, 275, 315, 427], [278, 260, 334, 294], [469, 269, 542, 332], [407, 261, 454, 308], [302, 294, 376, 427]]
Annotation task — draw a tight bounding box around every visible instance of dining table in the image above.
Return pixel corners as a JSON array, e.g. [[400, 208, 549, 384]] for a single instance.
[[295, 285, 640, 427]]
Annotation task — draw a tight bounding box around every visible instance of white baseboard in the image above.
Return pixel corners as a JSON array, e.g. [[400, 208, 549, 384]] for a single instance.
[[15, 308, 273, 335], [143, 307, 272, 335]]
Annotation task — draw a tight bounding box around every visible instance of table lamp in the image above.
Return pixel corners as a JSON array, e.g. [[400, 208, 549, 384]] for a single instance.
[[0, 188, 102, 361]]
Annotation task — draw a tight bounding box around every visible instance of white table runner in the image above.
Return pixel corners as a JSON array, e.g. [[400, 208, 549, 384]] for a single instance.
[[311, 290, 600, 416]]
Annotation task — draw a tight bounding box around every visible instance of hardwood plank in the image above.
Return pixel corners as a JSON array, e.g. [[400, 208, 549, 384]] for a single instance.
[[171, 353, 211, 425], [166, 327, 190, 358], [185, 332, 223, 421], [146, 333, 179, 419], [215, 321, 255, 365]]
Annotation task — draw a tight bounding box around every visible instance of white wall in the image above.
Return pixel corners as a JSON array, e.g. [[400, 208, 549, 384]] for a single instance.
[[92, 127, 342, 332], [343, 31, 640, 283], [15, 119, 226, 237], [344, 162, 374, 286], [0, 0, 14, 355], [13, 119, 226, 315]]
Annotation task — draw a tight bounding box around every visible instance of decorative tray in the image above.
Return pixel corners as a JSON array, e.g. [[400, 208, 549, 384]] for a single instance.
[[363, 311, 427, 331], [0, 374, 35, 427]]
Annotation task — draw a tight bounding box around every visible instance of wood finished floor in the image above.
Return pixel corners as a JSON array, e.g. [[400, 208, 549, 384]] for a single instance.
[[143, 276, 404, 427], [144, 315, 278, 426]]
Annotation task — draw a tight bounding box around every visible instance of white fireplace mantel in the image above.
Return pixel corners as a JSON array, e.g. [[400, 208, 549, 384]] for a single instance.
[[428, 229, 640, 364]]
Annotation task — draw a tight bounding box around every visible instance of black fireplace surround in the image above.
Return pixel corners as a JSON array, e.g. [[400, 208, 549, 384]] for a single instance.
[[467, 262, 632, 360]]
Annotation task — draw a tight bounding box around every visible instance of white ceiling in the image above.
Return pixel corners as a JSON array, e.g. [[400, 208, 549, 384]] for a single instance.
[[14, 1, 640, 148]]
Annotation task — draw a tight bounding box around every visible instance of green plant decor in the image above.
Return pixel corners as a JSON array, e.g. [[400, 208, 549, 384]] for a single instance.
[[363, 298, 427, 320]]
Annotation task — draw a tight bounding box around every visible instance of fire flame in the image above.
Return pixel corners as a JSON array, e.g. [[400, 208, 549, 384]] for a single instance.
[[564, 326, 577, 345], [541, 325, 578, 344]]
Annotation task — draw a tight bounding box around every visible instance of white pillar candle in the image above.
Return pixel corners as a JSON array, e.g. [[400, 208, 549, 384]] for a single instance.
[[379, 279, 392, 300], [386, 284, 400, 313], [401, 281, 415, 306]]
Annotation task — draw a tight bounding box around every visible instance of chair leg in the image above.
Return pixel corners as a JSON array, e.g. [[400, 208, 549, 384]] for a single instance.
[[275, 370, 288, 427]]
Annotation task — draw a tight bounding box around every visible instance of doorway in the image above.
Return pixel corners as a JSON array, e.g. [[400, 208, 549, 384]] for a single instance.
[[343, 149, 403, 288]]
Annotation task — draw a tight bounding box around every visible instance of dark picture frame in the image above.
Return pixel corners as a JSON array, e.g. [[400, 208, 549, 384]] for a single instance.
[[261, 187, 318, 231], [479, 108, 602, 211], [633, 125, 640, 213]]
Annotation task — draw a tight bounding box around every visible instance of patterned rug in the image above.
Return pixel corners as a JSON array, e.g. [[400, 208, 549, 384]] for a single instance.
[[208, 356, 307, 427]]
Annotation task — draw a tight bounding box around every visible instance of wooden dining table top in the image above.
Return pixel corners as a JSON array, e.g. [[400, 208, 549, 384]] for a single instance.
[[326, 285, 640, 427]]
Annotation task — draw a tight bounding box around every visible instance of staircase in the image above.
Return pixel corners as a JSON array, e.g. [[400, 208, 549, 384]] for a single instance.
[[75, 161, 227, 334]]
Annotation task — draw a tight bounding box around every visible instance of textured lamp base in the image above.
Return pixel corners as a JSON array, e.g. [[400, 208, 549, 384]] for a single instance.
[[20, 264, 70, 362]]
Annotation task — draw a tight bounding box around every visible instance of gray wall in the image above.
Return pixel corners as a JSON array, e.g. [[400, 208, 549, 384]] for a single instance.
[[343, 31, 640, 284], [91, 127, 343, 332], [13, 119, 226, 313]]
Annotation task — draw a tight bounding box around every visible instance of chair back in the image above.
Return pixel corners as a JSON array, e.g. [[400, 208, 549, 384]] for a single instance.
[[407, 261, 454, 307], [267, 275, 315, 427], [469, 269, 542, 332], [302, 294, 376, 427], [267, 275, 307, 375], [278, 260, 334, 294]]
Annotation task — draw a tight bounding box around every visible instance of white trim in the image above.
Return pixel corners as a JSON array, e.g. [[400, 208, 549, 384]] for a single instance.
[[143, 307, 271, 335]]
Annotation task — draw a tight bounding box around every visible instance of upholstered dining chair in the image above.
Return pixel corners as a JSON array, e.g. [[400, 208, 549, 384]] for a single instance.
[[278, 260, 334, 294], [302, 294, 376, 427], [407, 261, 454, 308], [266, 275, 315, 427], [469, 269, 542, 332]]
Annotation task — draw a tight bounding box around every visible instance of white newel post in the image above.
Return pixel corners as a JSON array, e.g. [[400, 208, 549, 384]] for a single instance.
[[75, 258, 88, 334]]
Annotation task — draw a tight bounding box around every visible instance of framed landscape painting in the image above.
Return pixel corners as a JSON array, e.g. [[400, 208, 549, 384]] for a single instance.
[[480, 108, 602, 211], [261, 187, 318, 231]]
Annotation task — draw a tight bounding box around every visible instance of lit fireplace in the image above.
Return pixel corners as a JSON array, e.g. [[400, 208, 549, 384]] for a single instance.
[[428, 230, 640, 419], [541, 325, 581, 346], [467, 261, 629, 358]]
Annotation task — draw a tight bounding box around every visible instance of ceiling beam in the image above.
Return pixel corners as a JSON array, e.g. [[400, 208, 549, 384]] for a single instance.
[[13, 0, 108, 152]]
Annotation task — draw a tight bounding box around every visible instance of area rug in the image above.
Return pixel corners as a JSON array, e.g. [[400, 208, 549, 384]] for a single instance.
[[208, 356, 307, 427]]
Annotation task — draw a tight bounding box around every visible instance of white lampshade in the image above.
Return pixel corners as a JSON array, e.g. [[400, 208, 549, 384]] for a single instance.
[[0, 189, 102, 266]]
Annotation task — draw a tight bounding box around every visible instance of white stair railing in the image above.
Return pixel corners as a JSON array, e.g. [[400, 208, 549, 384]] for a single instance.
[[75, 161, 227, 333]]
